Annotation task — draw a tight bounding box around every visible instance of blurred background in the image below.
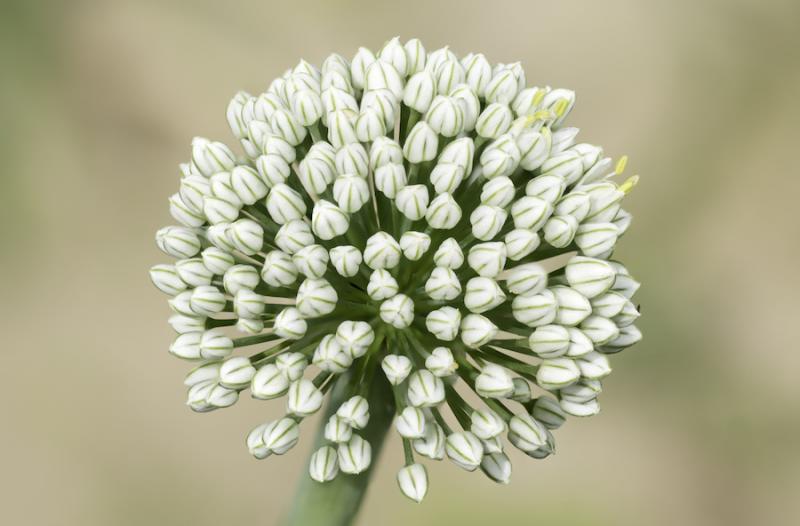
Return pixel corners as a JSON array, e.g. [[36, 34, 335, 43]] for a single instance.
[[2, 0, 799, 524]]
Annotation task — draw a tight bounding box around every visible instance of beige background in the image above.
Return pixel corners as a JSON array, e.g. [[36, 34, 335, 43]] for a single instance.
[[2, 0, 799, 524]]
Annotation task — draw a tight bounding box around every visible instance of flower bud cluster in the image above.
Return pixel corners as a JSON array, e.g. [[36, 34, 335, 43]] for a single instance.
[[152, 37, 642, 504]]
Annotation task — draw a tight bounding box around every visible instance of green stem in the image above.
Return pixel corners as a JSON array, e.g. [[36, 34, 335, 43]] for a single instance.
[[283, 370, 396, 526]]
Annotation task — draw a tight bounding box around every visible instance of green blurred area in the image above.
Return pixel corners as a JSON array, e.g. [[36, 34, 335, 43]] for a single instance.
[[1, 0, 798, 524]]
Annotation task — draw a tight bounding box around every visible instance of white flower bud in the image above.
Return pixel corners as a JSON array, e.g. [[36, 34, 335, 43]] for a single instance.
[[407, 370, 445, 407], [575, 351, 612, 379], [274, 307, 308, 340], [337, 395, 370, 429], [361, 88, 398, 129], [560, 377, 602, 404], [261, 250, 298, 287], [261, 417, 300, 455], [374, 163, 407, 198], [205, 223, 236, 253], [612, 301, 640, 328], [413, 422, 445, 460], [516, 129, 552, 171], [334, 142, 369, 178], [480, 145, 520, 180], [169, 290, 195, 317], [511, 86, 545, 116], [403, 121, 439, 163], [179, 174, 210, 213], [551, 286, 592, 326], [536, 357, 581, 390], [327, 109, 359, 149], [168, 313, 205, 334], [508, 414, 548, 452], [228, 218, 263, 256], [218, 356, 256, 389], [438, 136, 475, 173], [540, 150, 583, 186], [270, 108, 307, 145], [355, 107, 386, 141], [169, 332, 202, 360], [543, 215, 579, 248], [156, 226, 201, 258], [184, 362, 220, 390], [329, 245, 363, 278], [369, 136, 403, 169], [198, 329, 233, 360], [338, 435, 372, 475], [578, 315, 619, 346], [426, 306, 461, 341], [583, 182, 624, 223], [368, 269, 399, 300], [560, 398, 600, 417], [325, 415, 353, 444], [256, 154, 290, 188], [446, 431, 484, 471], [471, 409, 506, 440], [504, 228, 541, 261], [380, 294, 414, 329], [382, 354, 412, 385], [601, 324, 642, 353], [292, 245, 328, 279], [424, 267, 462, 301], [247, 422, 271, 459], [464, 277, 506, 314], [532, 396, 567, 429], [169, 192, 206, 227], [309, 446, 339, 482], [481, 435, 504, 454], [201, 247, 235, 276], [150, 264, 187, 296], [394, 184, 429, 221], [460, 52, 491, 94], [204, 383, 239, 409], [296, 278, 338, 318], [470, 205, 507, 241], [226, 91, 251, 140], [261, 133, 297, 164], [275, 351, 308, 381], [313, 334, 353, 373], [448, 85, 478, 132], [321, 88, 358, 123], [485, 69, 519, 105], [475, 363, 514, 398], [424, 192, 461, 230], [236, 317, 264, 334], [229, 166, 267, 207], [512, 289, 557, 327], [364, 231, 401, 270], [403, 72, 436, 113], [191, 137, 236, 177], [399, 231, 431, 261], [297, 156, 335, 196], [609, 261, 640, 298], [189, 285, 226, 316], [365, 60, 404, 99], [290, 89, 323, 126], [460, 314, 498, 348], [234, 289, 265, 319], [335, 321, 375, 359], [311, 200, 349, 241], [476, 103, 513, 139], [397, 464, 428, 503], [332, 175, 370, 213], [503, 262, 548, 296], [511, 196, 553, 232], [377, 36, 408, 76], [542, 88, 576, 129], [185, 380, 215, 411], [526, 175, 565, 205], [403, 38, 426, 74], [223, 264, 259, 295], [425, 347, 456, 377], [351, 47, 376, 90], [425, 95, 464, 137], [481, 452, 512, 484], [589, 291, 627, 319], [274, 220, 313, 255], [467, 241, 507, 278], [265, 183, 307, 225], [480, 176, 514, 208], [526, 322, 570, 359], [202, 195, 240, 225], [428, 162, 464, 195], [433, 238, 464, 269], [613, 209, 633, 235], [396, 407, 427, 439], [286, 378, 324, 417], [433, 59, 465, 95], [565, 256, 616, 299]]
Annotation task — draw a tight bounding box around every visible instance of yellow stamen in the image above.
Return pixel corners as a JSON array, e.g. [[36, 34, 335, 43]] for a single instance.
[[619, 175, 639, 194], [615, 155, 628, 175]]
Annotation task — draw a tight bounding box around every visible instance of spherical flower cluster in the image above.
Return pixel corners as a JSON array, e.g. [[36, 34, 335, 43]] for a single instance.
[[151, 36, 642, 504]]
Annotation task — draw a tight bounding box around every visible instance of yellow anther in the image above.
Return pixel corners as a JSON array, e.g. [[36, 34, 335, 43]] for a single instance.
[[615, 155, 628, 175], [619, 175, 639, 194], [532, 109, 553, 121], [531, 88, 546, 107], [553, 99, 569, 118]]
